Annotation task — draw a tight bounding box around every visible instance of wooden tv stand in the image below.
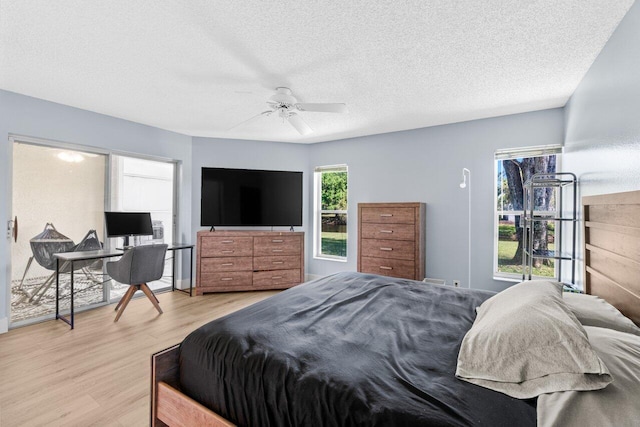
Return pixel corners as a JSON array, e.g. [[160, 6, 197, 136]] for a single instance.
[[195, 230, 304, 294]]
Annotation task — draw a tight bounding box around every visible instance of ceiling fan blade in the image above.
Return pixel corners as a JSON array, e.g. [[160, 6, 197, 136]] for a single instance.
[[228, 110, 272, 131], [295, 103, 348, 114], [287, 113, 313, 135]]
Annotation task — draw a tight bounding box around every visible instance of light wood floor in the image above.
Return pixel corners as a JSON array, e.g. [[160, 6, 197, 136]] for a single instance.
[[0, 289, 279, 426]]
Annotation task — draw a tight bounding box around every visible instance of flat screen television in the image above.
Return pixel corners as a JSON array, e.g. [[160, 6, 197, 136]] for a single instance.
[[104, 211, 153, 246], [201, 167, 303, 227]]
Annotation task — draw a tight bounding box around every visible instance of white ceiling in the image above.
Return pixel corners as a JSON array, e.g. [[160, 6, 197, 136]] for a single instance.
[[0, 1, 635, 144]]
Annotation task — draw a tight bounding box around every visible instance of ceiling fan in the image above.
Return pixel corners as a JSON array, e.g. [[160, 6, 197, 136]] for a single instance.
[[230, 87, 348, 135]]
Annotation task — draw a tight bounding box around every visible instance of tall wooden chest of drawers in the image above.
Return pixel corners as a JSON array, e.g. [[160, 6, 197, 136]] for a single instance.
[[357, 202, 425, 281], [196, 230, 304, 294]]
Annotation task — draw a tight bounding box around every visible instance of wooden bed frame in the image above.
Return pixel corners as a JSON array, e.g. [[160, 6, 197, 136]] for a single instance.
[[151, 189, 640, 426], [151, 344, 234, 427], [583, 189, 640, 325]]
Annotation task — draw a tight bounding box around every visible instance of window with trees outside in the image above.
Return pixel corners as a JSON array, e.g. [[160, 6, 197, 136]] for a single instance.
[[314, 165, 347, 260], [494, 145, 562, 279]]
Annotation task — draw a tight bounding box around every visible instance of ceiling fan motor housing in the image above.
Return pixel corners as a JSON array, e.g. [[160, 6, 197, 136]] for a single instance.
[[269, 87, 297, 106]]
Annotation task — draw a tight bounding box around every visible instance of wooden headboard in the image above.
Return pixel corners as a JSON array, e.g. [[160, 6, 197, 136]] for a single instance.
[[583, 190, 640, 325]]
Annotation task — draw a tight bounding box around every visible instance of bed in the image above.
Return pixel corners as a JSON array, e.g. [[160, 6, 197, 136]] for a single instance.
[[151, 189, 640, 427]]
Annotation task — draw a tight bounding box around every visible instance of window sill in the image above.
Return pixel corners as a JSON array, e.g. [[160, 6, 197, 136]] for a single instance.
[[493, 275, 522, 283], [314, 255, 347, 263], [493, 274, 558, 283]]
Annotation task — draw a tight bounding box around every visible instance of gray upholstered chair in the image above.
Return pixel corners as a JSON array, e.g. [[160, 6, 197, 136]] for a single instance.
[[107, 244, 168, 322]]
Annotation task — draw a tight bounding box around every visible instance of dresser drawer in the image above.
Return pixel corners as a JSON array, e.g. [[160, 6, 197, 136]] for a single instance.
[[253, 269, 301, 288], [199, 271, 253, 287], [200, 257, 253, 273], [200, 236, 253, 257], [253, 255, 301, 271], [254, 236, 302, 256], [360, 257, 416, 280], [360, 239, 414, 260], [360, 223, 415, 241], [360, 207, 415, 224]]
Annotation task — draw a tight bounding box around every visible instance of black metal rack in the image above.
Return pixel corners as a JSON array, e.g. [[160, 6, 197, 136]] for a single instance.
[[521, 172, 577, 285]]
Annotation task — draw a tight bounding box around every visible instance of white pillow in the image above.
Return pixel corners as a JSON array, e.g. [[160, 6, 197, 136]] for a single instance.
[[563, 292, 640, 336], [538, 326, 640, 427], [456, 280, 612, 399]]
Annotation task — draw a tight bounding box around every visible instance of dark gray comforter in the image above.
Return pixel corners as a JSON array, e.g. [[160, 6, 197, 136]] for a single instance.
[[179, 272, 536, 426]]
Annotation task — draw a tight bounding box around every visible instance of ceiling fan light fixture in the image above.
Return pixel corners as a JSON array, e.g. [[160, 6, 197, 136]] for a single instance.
[[57, 151, 85, 163]]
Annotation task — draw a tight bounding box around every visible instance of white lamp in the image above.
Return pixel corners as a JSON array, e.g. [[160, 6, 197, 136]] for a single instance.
[[459, 168, 469, 188], [459, 168, 471, 288]]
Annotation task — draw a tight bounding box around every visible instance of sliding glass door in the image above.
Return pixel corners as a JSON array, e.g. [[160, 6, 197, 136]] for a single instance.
[[10, 142, 107, 326], [9, 140, 179, 328], [109, 155, 176, 299]]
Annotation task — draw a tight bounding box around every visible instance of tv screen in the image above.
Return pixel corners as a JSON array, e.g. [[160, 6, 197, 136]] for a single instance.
[[104, 212, 153, 238], [201, 168, 303, 227]]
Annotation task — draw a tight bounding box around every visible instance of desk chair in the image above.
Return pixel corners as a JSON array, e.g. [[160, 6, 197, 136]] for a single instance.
[[106, 244, 168, 322]]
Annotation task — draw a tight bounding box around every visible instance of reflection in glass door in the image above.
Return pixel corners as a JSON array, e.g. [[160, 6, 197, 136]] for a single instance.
[[10, 142, 107, 327]]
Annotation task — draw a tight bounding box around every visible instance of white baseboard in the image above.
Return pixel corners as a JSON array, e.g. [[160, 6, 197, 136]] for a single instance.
[[0, 317, 8, 334]]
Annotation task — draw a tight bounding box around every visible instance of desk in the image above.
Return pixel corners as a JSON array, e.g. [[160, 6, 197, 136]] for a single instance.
[[167, 243, 195, 297], [55, 243, 194, 329], [54, 249, 122, 329]]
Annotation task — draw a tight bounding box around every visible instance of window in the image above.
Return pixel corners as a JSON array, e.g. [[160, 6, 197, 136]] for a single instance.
[[314, 165, 347, 260], [494, 145, 562, 279]]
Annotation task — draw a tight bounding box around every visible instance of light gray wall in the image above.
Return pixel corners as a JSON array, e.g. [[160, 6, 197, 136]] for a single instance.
[[0, 89, 193, 330], [190, 136, 310, 255], [563, 0, 640, 286], [308, 108, 565, 292]]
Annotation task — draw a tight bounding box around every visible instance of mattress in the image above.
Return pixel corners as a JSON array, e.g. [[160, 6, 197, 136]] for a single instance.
[[179, 272, 536, 426]]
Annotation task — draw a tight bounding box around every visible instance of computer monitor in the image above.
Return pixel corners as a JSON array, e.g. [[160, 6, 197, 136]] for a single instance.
[[104, 212, 153, 247]]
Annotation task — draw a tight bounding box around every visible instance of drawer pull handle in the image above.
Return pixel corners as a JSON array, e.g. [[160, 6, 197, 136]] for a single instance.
[[221, 240, 234, 244], [272, 261, 284, 264], [272, 249, 284, 252], [221, 250, 234, 254], [272, 239, 284, 243], [379, 230, 393, 234], [380, 247, 393, 251], [380, 214, 393, 217], [272, 276, 282, 280], [220, 277, 234, 281], [221, 263, 234, 266], [379, 266, 393, 270]]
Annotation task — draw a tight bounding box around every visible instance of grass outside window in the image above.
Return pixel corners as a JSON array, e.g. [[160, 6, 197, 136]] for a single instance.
[[320, 213, 346, 258], [497, 219, 555, 277]]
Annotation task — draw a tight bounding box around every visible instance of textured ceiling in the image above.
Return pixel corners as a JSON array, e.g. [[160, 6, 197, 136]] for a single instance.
[[0, 1, 635, 143]]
